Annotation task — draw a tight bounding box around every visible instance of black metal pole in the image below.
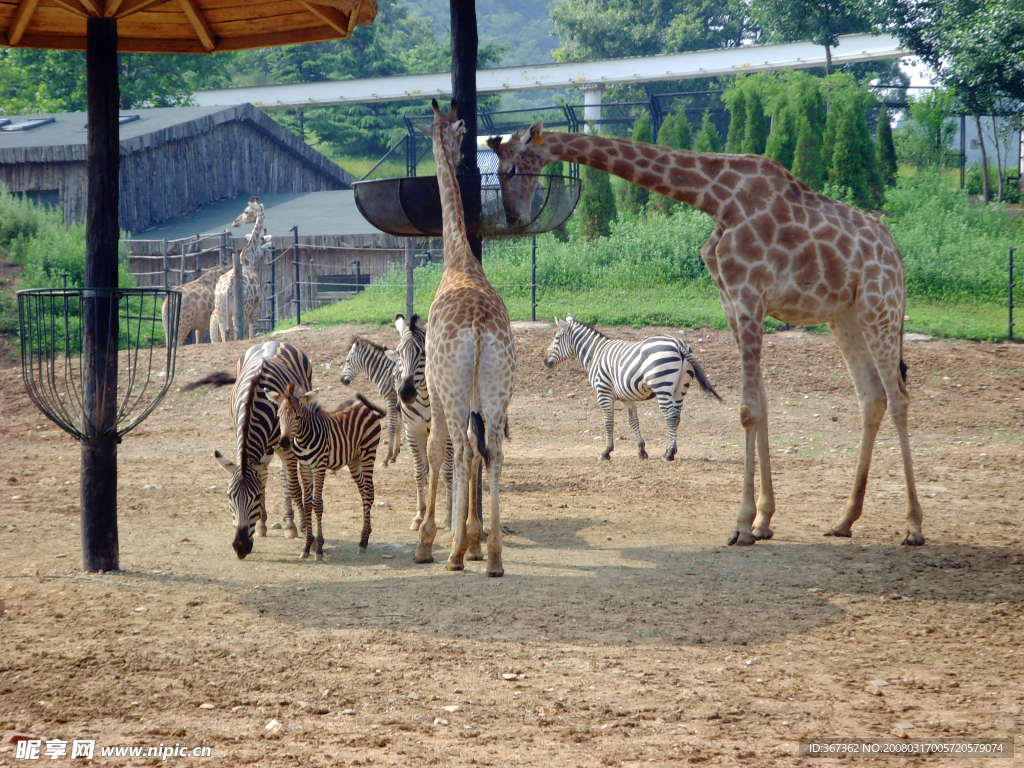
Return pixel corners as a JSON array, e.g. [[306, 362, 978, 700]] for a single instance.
[[405, 242, 415, 319], [451, 0, 482, 262], [269, 245, 277, 331], [81, 17, 120, 573], [1010, 247, 1016, 341], [291, 226, 302, 324], [531, 235, 537, 321]]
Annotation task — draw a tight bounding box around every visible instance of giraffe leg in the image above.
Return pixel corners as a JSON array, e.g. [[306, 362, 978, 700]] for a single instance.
[[625, 403, 648, 459], [415, 409, 448, 564], [751, 375, 776, 540], [484, 423, 505, 578], [598, 393, 616, 460], [311, 469, 326, 561], [465, 454, 485, 561], [727, 314, 773, 546]]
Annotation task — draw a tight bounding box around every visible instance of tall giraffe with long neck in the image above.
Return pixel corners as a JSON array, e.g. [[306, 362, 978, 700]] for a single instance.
[[490, 124, 924, 547], [211, 197, 266, 342], [414, 100, 517, 576]]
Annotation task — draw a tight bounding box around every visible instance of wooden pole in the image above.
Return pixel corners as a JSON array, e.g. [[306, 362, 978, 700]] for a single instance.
[[81, 16, 120, 573]]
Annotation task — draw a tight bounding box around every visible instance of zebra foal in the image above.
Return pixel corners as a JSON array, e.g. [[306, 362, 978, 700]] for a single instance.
[[546, 315, 721, 461], [384, 313, 454, 530], [340, 336, 402, 466], [267, 383, 384, 558]]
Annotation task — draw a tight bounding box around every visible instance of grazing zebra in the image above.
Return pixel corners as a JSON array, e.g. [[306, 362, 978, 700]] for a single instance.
[[266, 384, 384, 558], [340, 336, 401, 466], [384, 313, 454, 530], [181, 341, 312, 559], [545, 315, 721, 461]]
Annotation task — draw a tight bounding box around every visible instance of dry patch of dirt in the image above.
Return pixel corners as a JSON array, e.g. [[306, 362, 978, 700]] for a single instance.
[[1, 322, 1023, 767]]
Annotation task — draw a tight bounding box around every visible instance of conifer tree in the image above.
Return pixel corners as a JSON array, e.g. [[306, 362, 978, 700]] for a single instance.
[[618, 113, 653, 218], [742, 89, 769, 155], [723, 86, 747, 154], [649, 112, 693, 215], [790, 76, 827, 189], [577, 165, 617, 240], [825, 88, 883, 209], [694, 110, 722, 153], [545, 160, 571, 241], [765, 88, 797, 169], [876, 107, 898, 189]]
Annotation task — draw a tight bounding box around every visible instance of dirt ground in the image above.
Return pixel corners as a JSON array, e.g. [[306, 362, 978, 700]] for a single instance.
[[2, 321, 1024, 767]]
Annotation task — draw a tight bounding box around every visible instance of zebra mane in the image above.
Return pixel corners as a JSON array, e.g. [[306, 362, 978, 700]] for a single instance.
[[347, 335, 389, 355], [568, 317, 608, 340]]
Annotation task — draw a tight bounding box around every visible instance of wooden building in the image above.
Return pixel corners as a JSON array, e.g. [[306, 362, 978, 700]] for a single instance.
[[0, 104, 354, 233]]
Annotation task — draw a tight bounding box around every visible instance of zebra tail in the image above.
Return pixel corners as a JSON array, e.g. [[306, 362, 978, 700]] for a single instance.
[[355, 393, 387, 419], [686, 354, 723, 402], [470, 411, 491, 468], [179, 371, 236, 392]]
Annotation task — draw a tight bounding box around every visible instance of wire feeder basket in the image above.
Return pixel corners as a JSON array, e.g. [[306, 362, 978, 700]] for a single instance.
[[18, 288, 181, 441]]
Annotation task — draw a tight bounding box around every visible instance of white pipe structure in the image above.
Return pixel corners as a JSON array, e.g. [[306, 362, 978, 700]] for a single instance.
[[194, 33, 907, 109]]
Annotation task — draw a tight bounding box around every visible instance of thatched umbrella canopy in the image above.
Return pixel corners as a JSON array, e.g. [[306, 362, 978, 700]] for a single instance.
[[2, 0, 377, 573]]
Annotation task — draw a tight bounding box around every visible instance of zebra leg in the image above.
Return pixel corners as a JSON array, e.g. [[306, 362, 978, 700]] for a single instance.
[[385, 395, 401, 466], [298, 463, 314, 557], [655, 393, 682, 462], [311, 468, 326, 561], [625, 403, 648, 460], [255, 452, 271, 537], [350, 455, 375, 553], [407, 421, 429, 530], [442, 440, 454, 531], [598, 393, 616, 460], [278, 449, 301, 538]]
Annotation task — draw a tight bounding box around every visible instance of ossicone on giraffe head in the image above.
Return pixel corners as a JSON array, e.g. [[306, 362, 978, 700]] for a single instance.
[[488, 119, 549, 227], [417, 99, 465, 167], [232, 196, 264, 228]]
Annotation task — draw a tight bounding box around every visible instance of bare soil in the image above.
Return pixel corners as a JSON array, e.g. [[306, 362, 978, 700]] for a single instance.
[[2, 322, 1024, 767]]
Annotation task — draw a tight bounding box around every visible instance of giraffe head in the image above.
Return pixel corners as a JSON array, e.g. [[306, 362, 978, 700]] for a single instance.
[[232, 196, 264, 228], [417, 99, 465, 168], [488, 120, 551, 226], [385, 313, 425, 405], [266, 383, 318, 452], [545, 314, 579, 369], [214, 448, 274, 559]]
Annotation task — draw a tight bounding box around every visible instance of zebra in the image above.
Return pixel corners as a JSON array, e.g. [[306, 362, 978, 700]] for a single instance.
[[181, 341, 313, 559], [339, 336, 401, 466], [545, 315, 721, 461], [384, 313, 454, 531], [266, 384, 384, 558]]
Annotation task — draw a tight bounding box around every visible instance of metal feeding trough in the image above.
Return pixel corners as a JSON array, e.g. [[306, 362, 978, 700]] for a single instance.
[[352, 174, 580, 238], [18, 288, 181, 441]]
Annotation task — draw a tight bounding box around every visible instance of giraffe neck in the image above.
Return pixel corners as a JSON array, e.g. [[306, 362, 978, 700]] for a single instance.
[[541, 133, 738, 221], [432, 131, 483, 275], [239, 211, 265, 268]]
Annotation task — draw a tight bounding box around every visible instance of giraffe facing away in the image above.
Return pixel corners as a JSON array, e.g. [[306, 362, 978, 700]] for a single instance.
[[211, 197, 266, 343], [162, 262, 231, 348], [414, 100, 517, 576], [489, 124, 924, 547]]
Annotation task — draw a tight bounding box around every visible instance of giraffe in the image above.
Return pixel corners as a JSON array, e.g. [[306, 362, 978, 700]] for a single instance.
[[162, 262, 231, 348], [488, 124, 924, 547], [414, 100, 517, 577], [211, 197, 266, 343]]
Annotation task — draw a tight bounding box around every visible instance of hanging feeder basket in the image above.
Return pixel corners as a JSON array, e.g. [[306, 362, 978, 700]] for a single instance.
[[352, 174, 580, 238], [18, 288, 181, 441]]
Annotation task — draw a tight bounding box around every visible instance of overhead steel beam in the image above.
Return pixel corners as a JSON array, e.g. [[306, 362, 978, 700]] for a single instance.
[[194, 33, 907, 109]]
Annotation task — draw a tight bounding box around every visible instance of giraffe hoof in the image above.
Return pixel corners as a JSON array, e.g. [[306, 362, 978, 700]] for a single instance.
[[467, 549, 484, 562], [727, 530, 758, 546], [752, 526, 774, 540], [487, 566, 504, 578], [445, 558, 465, 572], [413, 549, 434, 564], [824, 528, 852, 538], [901, 532, 925, 546], [409, 520, 422, 531]]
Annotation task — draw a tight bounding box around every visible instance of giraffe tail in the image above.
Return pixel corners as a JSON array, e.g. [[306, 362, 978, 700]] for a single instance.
[[470, 412, 491, 468]]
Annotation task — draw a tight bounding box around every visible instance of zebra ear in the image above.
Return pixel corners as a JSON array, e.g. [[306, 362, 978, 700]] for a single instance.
[[410, 314, 423, 330], [265, 389, 281, 405], [299, 389, 319, 406], [395, 314, 408, 334], [384, 349, 400, 363], [214, 449, 237, 474], [555, 317, 567, 328], [565, 313, 574, 324]]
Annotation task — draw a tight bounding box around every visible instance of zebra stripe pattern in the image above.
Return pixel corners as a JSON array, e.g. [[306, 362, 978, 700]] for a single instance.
[[267, 384, 384, 558], [340, 336, 402, 466], [387, 313, 454, 530], [545, 315, 721, 461], [182, 341, 313, 559]]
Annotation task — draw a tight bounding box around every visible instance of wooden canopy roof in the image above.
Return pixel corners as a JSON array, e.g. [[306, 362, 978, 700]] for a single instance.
[[0, 0, 378, 53]]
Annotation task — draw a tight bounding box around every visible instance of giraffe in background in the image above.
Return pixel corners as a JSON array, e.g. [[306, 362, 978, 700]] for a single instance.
[[211, 198, 267, 342], [162, 261, 231, 348], [489, 123, 924, 547], [414, 100, 516, 577]]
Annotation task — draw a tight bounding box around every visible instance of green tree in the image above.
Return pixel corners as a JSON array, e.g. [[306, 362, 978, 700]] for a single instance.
[[825, 86, 883, 209], [576, 165, 618, 241], [742, 89, 769, 155], [894, 88, 957, 169], [751, 0, 871, 74], [723, 86, 747, 153], [694, 110, 722, 153], [764, 88, 797, 169], [876, 107, 898, 188], [788, 74, 827, 188], [617, 113, 653, 218], [650, 112, 693, 215]]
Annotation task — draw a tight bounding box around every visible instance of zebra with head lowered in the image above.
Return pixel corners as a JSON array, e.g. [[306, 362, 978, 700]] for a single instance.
[[339, 336, 401, 466], [181, 341, 313, 559], [384, 313, 454, 531], [546, 315, 721, 461]]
